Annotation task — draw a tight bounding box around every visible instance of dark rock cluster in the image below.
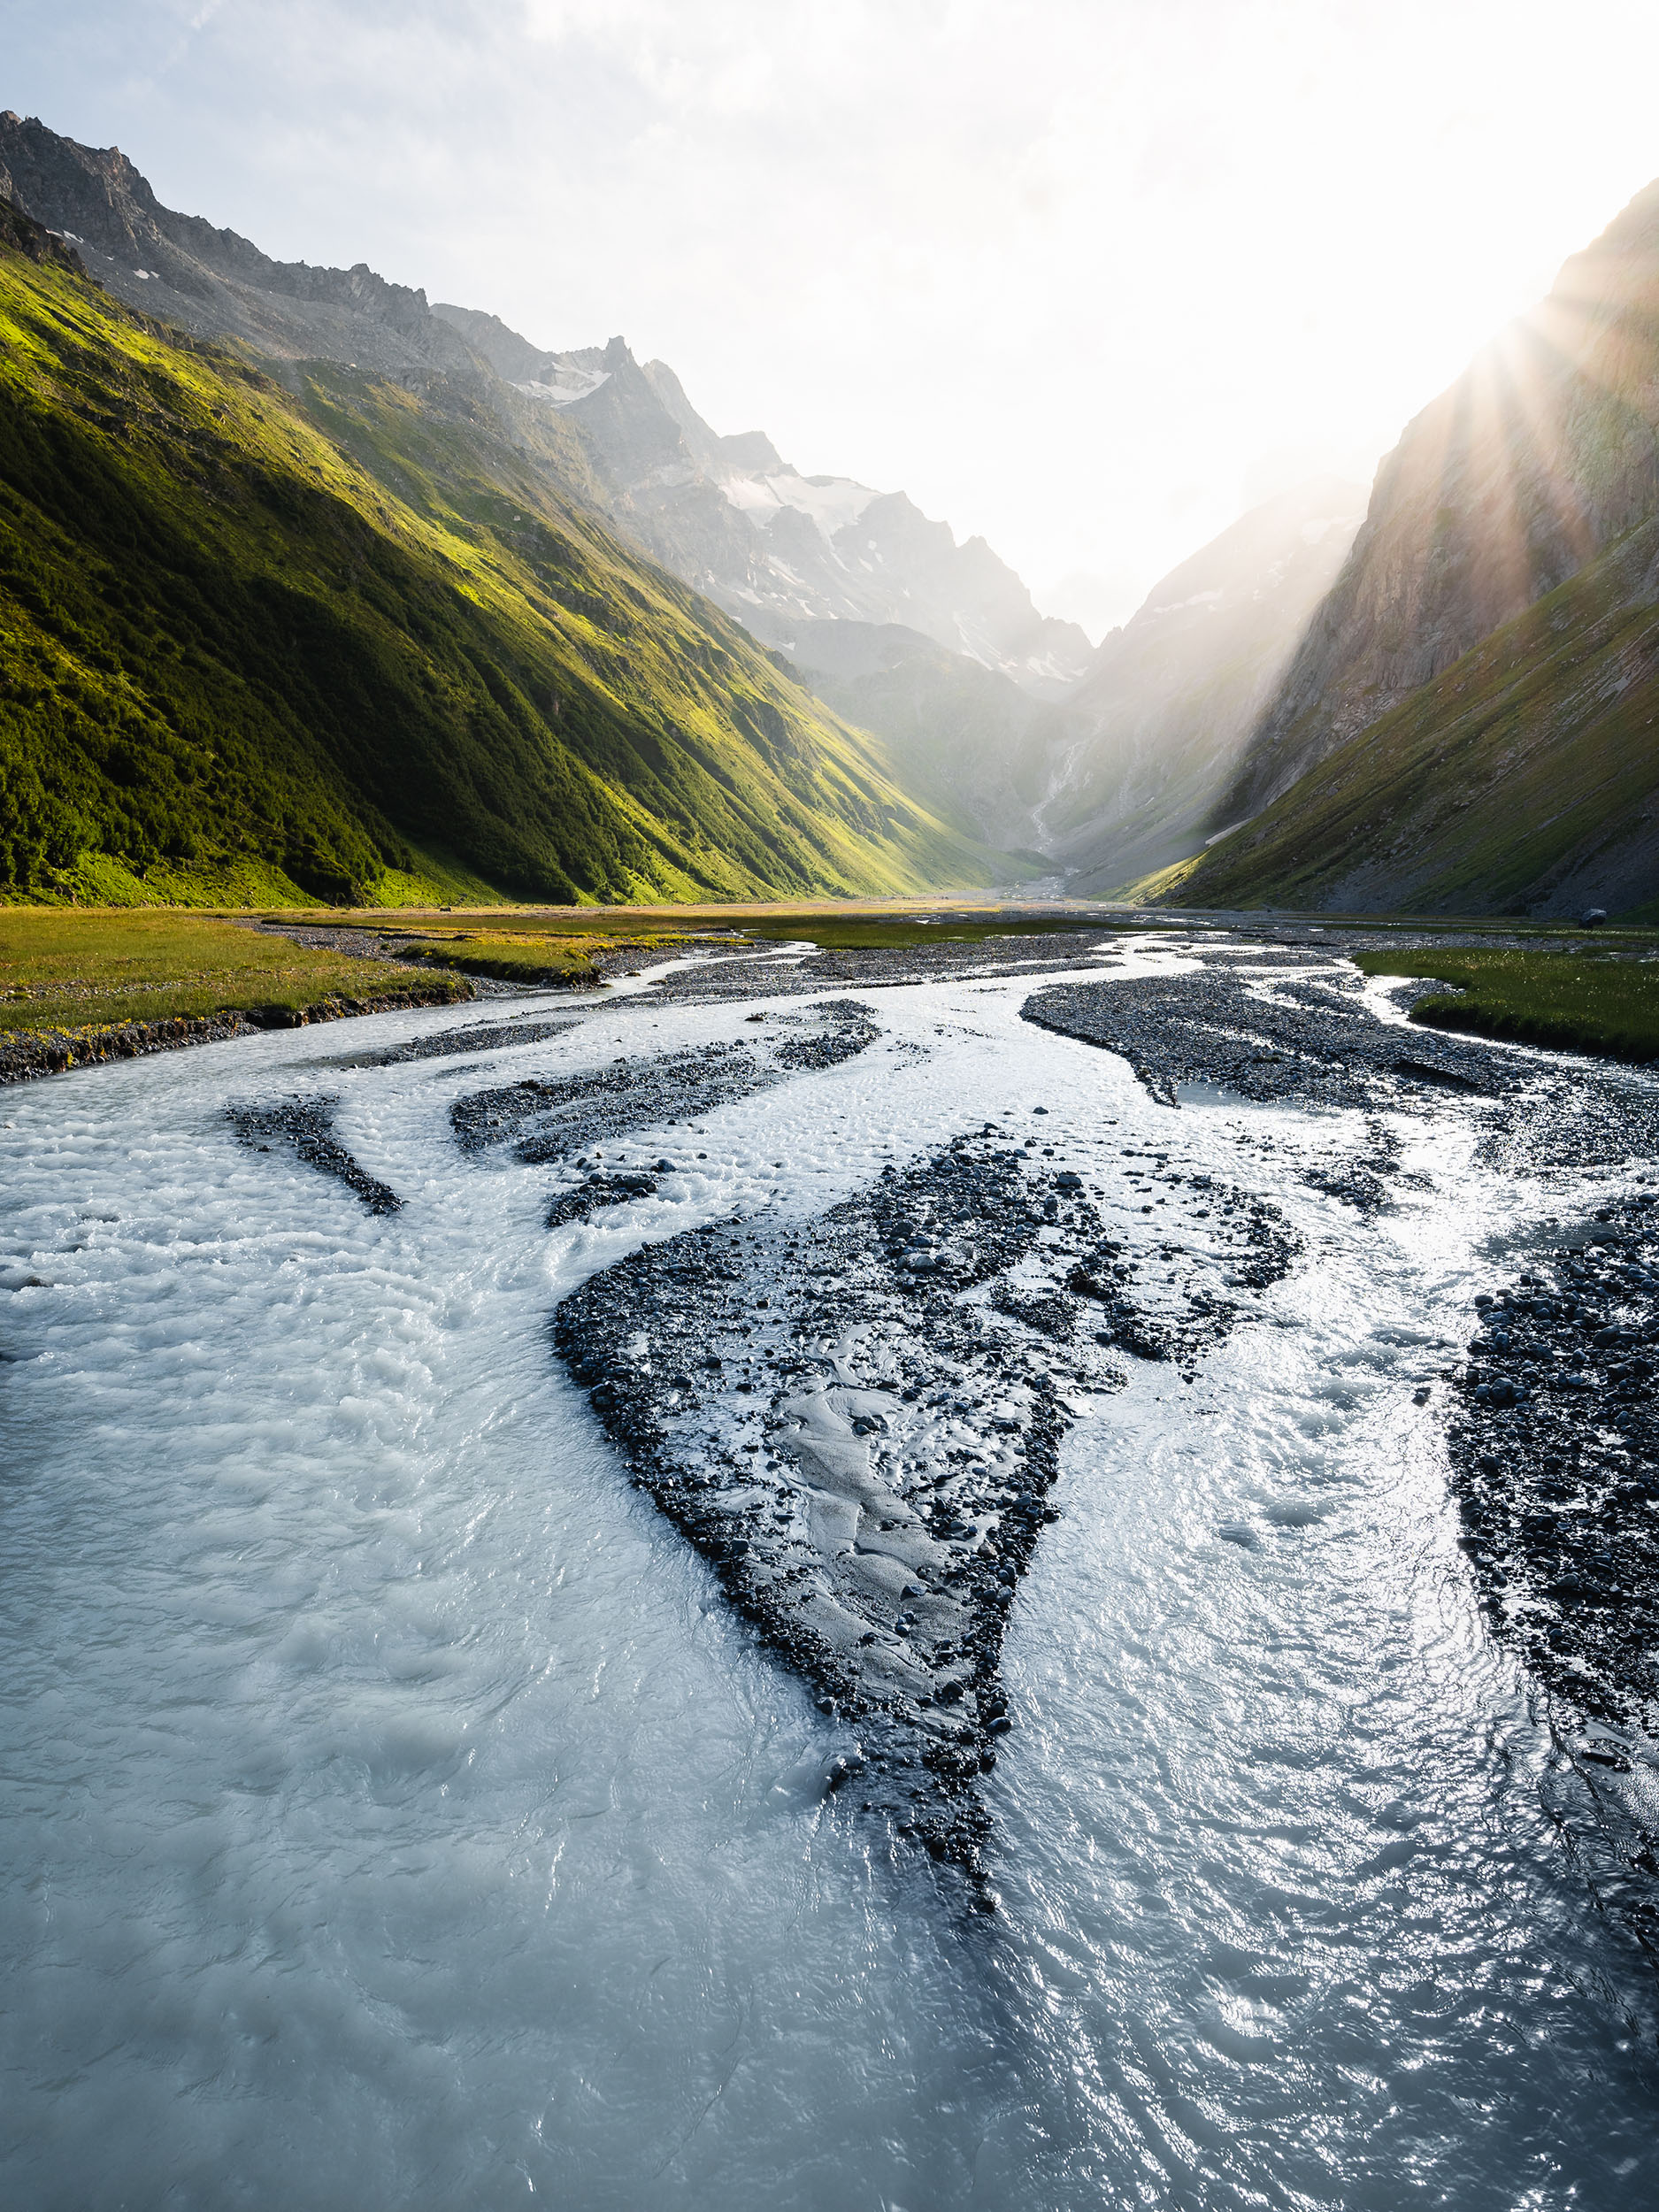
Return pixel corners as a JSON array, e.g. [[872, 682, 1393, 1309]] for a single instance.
[[450, 1002, 877, 1163], [1022, 964, 1512, 1109], [228, 1095, 402, 1215], [551, 1126, 1301, 1897], [343, 1010, 587, 1068], [3, 1011, 257, 1085], [1299, 1118, 1404, 1213], [1446, 1194, 1659, 1951], [1448, 1195, 1659, 1733], [544, 1168, 661, 1229]]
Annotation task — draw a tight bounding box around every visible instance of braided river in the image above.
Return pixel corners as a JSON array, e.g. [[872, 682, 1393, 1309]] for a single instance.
[[4, 943, 1656, 2209]]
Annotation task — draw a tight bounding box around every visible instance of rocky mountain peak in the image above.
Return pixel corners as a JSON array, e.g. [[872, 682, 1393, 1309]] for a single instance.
[[1, 112, 480, 377], [4, 111, 1090, 704], [433, 298, 1092, 695], [0, 176, 88, 274]]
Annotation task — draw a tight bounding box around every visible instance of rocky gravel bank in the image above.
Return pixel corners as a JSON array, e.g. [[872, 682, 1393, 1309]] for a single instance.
[[0, 984, 468, 1086], [549, 1083, 1299, 1898], [1025, 955, 1659, 1946]]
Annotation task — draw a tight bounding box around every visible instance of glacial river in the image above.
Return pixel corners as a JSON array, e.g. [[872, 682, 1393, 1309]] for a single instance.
[[3, 947, 1656, 2210]]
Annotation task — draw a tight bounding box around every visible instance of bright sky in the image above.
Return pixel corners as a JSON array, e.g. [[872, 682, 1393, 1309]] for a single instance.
[[11, 0, 1659, 634]]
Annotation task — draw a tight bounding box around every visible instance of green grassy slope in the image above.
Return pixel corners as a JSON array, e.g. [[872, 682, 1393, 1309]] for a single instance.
[[0, 906, 470, 1034], [0, 219, 1002, 907], [1157, 514, 1659, 917], [1353, 947, 1659, 1062]]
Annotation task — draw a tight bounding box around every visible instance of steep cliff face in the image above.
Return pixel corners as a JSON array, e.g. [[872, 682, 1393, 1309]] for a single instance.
[[1225, 180, 1659, 822], [1160, 511, 1659, 918], [430, 303, 1093, 698], [1027, 481, 1365, 890]]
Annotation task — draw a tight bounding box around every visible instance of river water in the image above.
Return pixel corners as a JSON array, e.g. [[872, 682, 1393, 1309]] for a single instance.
[[3, 949, 1656, 2209]]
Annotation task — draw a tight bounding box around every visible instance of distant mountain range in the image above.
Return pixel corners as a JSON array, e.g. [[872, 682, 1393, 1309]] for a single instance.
[[761, 483, 1370, 873], [0, 111, 1088, 703], [1026, 479, 1367, 891], [1162, 181, 1659, 918], [428, 304, 1095, 701], [0, 111, 1010, 907], [10, 106, 1649, 919]]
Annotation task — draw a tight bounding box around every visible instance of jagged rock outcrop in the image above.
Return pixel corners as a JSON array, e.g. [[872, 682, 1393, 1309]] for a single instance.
[[0, 110, 481, 380], [0, 180, 85, 274], [0, 106, 1087, 726]]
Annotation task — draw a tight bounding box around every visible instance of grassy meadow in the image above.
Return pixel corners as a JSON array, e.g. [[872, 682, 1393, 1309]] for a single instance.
[[0, 907, 469, 1036], [1355, 946, 1659, 1062], [0, 898, 1135, 1041], [383, 926, 706, 987], [15, 902, 1659, 1071]]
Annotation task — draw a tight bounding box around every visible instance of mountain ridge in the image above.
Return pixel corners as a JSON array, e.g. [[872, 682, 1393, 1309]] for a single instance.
[[1029, 478, 1367, 892], [1216, 176, 1659, 827], [428, 299, 1093, 700], [0, 109, 483, 384], [0, 107, 1085, 883], [0, 146, 1010, 907]]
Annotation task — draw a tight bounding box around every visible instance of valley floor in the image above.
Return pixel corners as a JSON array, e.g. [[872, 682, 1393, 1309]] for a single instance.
[[3, 928, 1658, 2207], [7, 898, 1659, 1085]]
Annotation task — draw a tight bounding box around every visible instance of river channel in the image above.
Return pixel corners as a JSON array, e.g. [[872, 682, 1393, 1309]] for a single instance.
[[4, 936, 1657, 2210]]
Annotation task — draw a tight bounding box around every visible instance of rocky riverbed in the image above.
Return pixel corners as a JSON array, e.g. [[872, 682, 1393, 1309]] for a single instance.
[[413, 927, 1659, 1919], [1023, 951, 1659, 1948], [551, 1125, 1297, 1890], [9, 928, 1659, 2206], [283, 927, 1659, 1922], [142, 928, 1659, 1921]]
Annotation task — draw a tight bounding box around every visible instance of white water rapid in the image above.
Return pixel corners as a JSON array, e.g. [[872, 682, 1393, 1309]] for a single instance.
[[3, 955, 1656, 2210]]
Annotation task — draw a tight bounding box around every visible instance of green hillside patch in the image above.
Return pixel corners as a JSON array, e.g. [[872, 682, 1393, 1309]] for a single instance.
[[0, 907, 468, 1035], [390, 927, 699, 987], [34, 841, 508, 912], [1164, 515, 1659, 918], [1354, 948, 1659, 1062], [0, 225, 1002, 910]]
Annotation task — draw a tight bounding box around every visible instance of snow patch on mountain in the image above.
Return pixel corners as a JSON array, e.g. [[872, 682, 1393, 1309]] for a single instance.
[[514, 369, 611, 408], [718, 470, 879, 541]]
